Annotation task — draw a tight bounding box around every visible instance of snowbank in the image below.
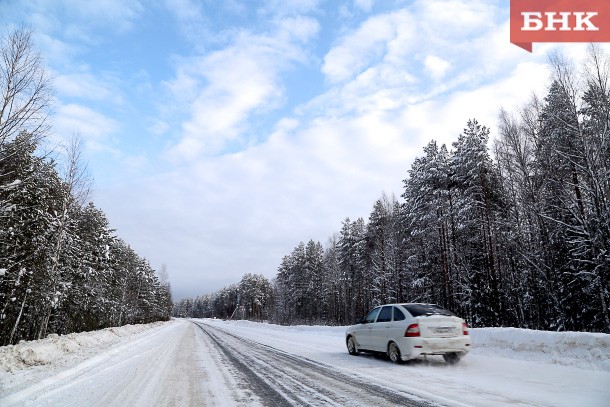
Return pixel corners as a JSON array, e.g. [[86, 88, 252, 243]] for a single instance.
[[471, 327, 610, 371], [0, 321, 169, 372]]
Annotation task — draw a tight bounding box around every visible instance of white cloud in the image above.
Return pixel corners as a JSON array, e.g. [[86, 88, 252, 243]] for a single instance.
[[54, 72, 123, 104], [424, 55, 452, 80], [413, 0, 497, 40], [399, 62, 551, 152], [322, 1, 495, 87], [166, 41, 284, 157], [277, 16, 320, 42], [34, 32, 78, 67], [148, 120, 170, 136], [168, 136, 204, 161], [354, 0, 374, 13], [53, 104, 119, 152], [61, 0, 143, 33], [315, 1, 537, 122], [17, 0, 144, 39], [164, 0, 203, 22], [122, 153, 149, 172], [163, 0, 208, 47], [258, 0, 320, 17], [165, 18, 317, 160], [322, 11, 413, 83]]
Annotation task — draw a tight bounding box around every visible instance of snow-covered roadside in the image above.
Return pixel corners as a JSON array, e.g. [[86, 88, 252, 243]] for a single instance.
[[0, 321, 170, 373], [0, 320, 176, 400], [470, 327, 610, 372]]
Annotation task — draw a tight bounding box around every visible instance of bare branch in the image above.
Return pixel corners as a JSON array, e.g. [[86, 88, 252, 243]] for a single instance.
[[0, 26, 53, 148], [60, 132, 93, 207]]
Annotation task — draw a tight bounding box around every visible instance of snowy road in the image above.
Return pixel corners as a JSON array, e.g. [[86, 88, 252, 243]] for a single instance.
[[0, 321, 212, 406], [1, 318, 609, 406], [193, 320, 434, 406]]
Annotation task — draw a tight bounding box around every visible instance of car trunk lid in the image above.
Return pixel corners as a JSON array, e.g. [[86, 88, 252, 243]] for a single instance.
[[416, 315, 463, 338]]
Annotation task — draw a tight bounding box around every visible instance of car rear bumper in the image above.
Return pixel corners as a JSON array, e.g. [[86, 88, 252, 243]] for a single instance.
[[398, 336, 471, 360]]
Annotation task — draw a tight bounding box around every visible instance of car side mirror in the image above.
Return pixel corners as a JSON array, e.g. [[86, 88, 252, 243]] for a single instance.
[[355, 317, 365, 324]]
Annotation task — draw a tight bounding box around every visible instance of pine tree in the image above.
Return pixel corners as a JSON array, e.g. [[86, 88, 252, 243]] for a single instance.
[[367, 193, 400, 305], [451, 122, 493, 323], [402, 141, 455, 309], [0, 132, 62, 343]]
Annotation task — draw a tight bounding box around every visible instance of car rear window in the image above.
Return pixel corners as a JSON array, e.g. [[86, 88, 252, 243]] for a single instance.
[[393, 307, 406, 321], [401, 304, 456, 317]]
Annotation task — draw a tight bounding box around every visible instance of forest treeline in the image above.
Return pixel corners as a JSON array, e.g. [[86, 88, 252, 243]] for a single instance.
[[0, 28, 172, 345], [175, 47, 610, 333]]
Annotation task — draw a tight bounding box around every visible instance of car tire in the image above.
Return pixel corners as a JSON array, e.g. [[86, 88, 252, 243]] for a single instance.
[[443, 352, 461, 364], [388, 342, 402, 364], [347, 336, 359, 356]]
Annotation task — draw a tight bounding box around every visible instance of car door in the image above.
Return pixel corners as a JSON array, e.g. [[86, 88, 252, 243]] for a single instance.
[[388, 306, 407, 341], [369, 305, 393, 351], [356, 307, 381, 349]]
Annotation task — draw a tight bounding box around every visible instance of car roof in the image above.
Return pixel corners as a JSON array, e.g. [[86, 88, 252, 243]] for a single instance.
[[373, 303, 436, 307]]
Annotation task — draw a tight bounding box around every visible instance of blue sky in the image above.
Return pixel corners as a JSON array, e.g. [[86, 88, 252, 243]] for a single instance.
[[1, 0, 607, 300]]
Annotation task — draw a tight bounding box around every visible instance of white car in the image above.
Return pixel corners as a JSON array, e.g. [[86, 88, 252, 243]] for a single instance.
[[345, 303, 471, 364]]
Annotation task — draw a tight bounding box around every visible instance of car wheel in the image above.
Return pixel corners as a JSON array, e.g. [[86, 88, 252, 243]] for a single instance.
[[388, 342, 402, 364], [443, 352, 461, 364], [347, 336, 359, 356]]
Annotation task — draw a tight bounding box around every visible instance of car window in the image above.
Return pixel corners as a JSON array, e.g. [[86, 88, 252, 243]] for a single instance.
[[364, 307, 381, 323], [401, 303, 455, 317], [377, 306, 392, 322], [393, 307, 406, 321]]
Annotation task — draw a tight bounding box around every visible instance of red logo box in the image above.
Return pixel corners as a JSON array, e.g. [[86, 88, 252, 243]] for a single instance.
[[510, 0, 610, 52]]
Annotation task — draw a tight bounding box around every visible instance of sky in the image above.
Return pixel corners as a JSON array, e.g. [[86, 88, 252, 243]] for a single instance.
[[1, 0, 608, 300]]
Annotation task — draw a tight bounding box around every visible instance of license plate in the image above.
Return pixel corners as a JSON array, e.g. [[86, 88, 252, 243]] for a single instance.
[[435, 326, 455, 334]]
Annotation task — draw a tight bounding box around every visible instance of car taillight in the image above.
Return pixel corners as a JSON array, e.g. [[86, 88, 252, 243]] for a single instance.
[[462, 322, 469, 335], [405, 323, 420, 337]]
